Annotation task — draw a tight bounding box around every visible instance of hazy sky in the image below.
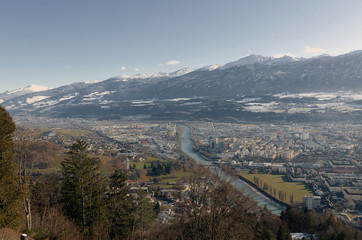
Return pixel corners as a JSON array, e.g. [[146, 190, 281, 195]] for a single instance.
[[1, 0, 362, 92]]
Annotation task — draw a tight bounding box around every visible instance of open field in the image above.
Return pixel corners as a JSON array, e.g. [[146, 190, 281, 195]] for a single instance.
[[238, 173, 313, 204], [29, 151, 118, 176], [153, 171, 193, 190], [157, 171, 193, 183], [17, 128, 97, 139], [136, 170, 193, 189]]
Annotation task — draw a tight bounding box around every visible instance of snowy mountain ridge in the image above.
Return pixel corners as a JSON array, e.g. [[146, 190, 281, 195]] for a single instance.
[[0, 84, 50, 103], [113, 68, 194, 81], [2, 50, 362, 121]]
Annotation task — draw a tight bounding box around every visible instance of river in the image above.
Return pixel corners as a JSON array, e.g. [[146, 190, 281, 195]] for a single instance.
[[180, 125, 286, 215]]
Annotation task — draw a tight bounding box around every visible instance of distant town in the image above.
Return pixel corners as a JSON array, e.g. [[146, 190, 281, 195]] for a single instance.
[[15, 116, 362, 229]]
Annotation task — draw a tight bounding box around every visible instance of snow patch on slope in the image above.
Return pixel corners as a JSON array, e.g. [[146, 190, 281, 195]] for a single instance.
[[59, 95, 77, 102], [26, 96, 50, 104], [274, 92, 362, 101]]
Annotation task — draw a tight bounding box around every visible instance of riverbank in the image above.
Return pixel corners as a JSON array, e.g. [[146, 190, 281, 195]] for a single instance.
[[179, 124, 286, 214]]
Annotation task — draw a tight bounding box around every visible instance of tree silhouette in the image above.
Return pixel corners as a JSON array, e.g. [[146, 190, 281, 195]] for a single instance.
[[0, 106, 23, 228], [61, 140, 103, 237]]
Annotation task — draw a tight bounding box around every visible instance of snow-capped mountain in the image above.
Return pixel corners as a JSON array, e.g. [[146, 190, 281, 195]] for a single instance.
[[112, 68, 194, 81], [199, 64, 223, 71], [0, 85, 49, 103], [219, 54, 299, 70], [344, 50, 362, 56], [219, 54, 272, 70], [2, 50, 362, 122], [266, 55, 298, 64]]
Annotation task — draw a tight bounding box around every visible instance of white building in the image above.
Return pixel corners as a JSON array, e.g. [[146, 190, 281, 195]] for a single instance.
[[303, 196, 321, 210]]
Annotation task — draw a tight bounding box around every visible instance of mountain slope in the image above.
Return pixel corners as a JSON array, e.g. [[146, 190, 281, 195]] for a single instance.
[[143, 52, 362, 99], [0, 85, 49, 103], [2, 51, 362, 121]]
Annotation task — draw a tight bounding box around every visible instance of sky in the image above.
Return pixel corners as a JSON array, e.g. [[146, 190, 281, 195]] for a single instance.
[[1, 0, 362, 93]]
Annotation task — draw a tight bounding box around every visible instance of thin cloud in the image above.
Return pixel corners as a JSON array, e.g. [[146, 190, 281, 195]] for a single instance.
[[134, 67, 139, 72], [166, 60, 180, 65], [304, 45, 325, 53], [121, 66, 127, 71]]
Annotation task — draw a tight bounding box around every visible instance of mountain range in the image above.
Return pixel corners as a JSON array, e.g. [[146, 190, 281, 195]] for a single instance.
[[2, 50, 362, 122]]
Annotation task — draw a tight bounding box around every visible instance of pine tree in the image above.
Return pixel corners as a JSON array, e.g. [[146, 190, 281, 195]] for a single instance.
[[277, 223, 292, 240], [106, 170, 133, 239], [60, 140, 103, 237], [0, 106, 23, 228]]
